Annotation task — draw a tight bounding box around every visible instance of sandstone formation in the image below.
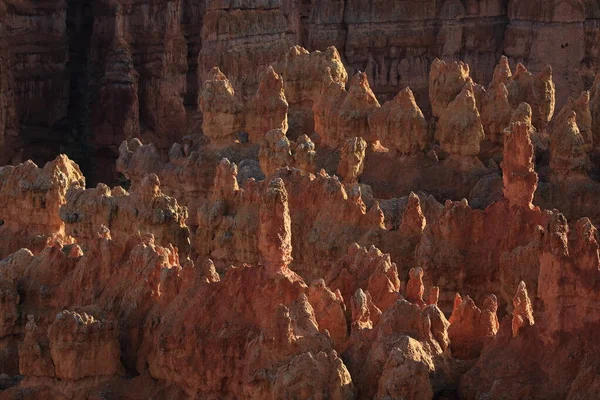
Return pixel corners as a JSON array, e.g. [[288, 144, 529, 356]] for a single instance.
[[199, 67, 244, 144], [435, 83, 485, 157], [198, 1, 296, 101], [60, 174, 190, 254], [314, 71, 380, 148], [368, 88, 428, 154], [48, 310, 122, 380], [0, 155, 85, 258], [550, 105, 590, 179], [246, 66, 289, 143], [327, 243, 400, 313], [448, 293, 499, 359], [337, 137, 367, 184], [502, 122, 538, 208], [200, 66, 289, 145], [506, 63, 555, 130], [480, 82, 512, 143], [429, 59, 472, 118], [258, 129, 317, 178], [4, 12, 600, 397], [274, 46, 348, 136], [4, 0, 600, 187]]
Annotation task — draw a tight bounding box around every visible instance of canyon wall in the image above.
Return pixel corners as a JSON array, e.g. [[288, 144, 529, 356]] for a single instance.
[[2, 0, 600, 184], [1, 4, 600, 397]]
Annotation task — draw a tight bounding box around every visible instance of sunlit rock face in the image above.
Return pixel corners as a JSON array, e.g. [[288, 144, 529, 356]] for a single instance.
[[3, 4, 600, 398]]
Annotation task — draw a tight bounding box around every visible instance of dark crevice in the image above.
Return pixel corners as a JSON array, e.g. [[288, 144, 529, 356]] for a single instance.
[[65, 0, 94, 186]]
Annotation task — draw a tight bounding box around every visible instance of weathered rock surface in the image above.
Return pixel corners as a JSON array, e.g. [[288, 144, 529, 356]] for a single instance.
[[337, 137, 367, 184], [314, 71, 380, 148], [0, 155, 85, 258], [48, 310, 122, 380], [429, 59, 472, 118], [5, 17, 600, 398], [550, 105, 590, 179], [4, 0, 600, 186], [274, 46, 348, 137], [435, 83, 485, 157], [368, 88, 428, 154], [200, 66, 289, 145], [259, 129, 316, 178], [60, 174, 190, 254], [448, 293, 499, 359]]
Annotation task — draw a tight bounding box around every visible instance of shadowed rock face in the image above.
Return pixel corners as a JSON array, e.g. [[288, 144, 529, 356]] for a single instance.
[[4, 5, 600, 398], [3, 1, 600, 186]]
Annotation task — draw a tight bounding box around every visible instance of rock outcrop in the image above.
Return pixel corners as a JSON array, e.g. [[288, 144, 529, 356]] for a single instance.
[[60, 174, 190, 254], [90, 41, 140, 154], [199, 67, 244, 144], [368, 88, 428, 154], [550, 105, 590, 179], [198, 1, 296, 102], [506, 63, 555, 130], [4, 23, 600, 398], [435, 83, 485, 157], [337, 137, 367, 184], [448, 293, 499, 359], [259, 129, 317, 177], [502, 122, 538, 208], [197, 161, 385, 281], [200, 66, 289, 145], [0, 155, 85, 258], [314, 71, 380, 148], [48, 310, 122, 380], [274, 46, 348, 136], [246, 66, 289, 143], [429, 59, 472, 118], [327, 243, 400, 314]]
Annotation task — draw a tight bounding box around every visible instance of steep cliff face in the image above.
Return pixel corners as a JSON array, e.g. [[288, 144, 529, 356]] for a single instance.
[[0, 15, 19, 165], [3, 0, 70, 166], [4, 0, 600, 186], [198, 1, 297, 101]]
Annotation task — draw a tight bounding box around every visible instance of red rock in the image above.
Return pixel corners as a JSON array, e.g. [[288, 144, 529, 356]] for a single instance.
[[511, 281, 534, 337], [307, 279, 348, 351], [337, 137, 367, 184], [259, 129, 316, 178], [90, 40, 140, 153], [448, 293, 499, 359], [327, 243, 400, 314], [429, 59, 471, 118], [314, 71, 380, 148], [506, 64, 556, 130], [480, 82, 512, 143], [435, 82, 485, 157], [274, 46, 348, 137], [6, 30, 600, 397], [567, 91, 592, 151], [259, 178, 293, 272], [0, 155, 85, 258], [60, 174, 190, 254], [368, 88, 428, 154], [405, 267, 426, 307], [48, 310, 122, 380], [246, 66, 289, 144], [502, 122, 538, 208], [199, 67, 244, 144], [550, 105, 590, 180]]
